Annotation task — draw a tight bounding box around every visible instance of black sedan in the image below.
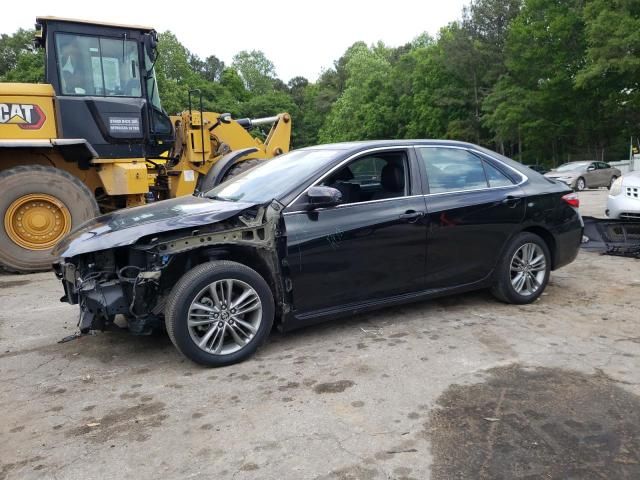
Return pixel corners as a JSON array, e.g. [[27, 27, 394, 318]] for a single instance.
[[53, 140, 583, 366]]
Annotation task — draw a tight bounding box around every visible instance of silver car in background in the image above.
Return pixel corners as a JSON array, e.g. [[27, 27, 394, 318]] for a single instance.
[[607, 171, 640, 219], [545, 161, 621, 191]]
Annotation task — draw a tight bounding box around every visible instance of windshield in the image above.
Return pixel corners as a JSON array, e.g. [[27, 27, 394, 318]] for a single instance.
[[205, 149, 339, 203], [556, 162, 588, 172]]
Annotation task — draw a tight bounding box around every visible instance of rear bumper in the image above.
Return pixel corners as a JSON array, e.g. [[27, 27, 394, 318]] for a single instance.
[[552, 214, 583, 270]]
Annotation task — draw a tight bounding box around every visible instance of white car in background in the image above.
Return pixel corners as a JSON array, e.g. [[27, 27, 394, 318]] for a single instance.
[[607, 172, 640, 219]]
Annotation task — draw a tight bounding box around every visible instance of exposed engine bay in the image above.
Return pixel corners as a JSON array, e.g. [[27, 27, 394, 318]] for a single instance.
[[53, 200, 286, 335]]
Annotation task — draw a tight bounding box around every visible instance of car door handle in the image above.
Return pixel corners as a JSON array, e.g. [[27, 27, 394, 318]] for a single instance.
[[501, 195, 522, 207], [399, 211, 425, 223]]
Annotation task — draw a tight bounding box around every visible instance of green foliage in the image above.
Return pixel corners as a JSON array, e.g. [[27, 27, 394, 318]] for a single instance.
[[318, 44, 397, 142], [2, 1, 639, 161], [0, 29, 44, 82], [232, 50, 276, 94]]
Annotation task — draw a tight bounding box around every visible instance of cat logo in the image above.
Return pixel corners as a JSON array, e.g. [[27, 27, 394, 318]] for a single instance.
[[0, 103, 46, 130]]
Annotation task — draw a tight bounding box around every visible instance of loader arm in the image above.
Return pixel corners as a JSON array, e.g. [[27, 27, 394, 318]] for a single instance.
[[263, 113, 292, 157]]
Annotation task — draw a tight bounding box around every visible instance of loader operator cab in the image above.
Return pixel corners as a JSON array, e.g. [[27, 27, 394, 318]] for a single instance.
[[35, 17, 174, 159]]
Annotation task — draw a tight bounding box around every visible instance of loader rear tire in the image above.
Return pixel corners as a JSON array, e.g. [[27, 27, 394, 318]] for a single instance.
[[0, 165, 99, 273]]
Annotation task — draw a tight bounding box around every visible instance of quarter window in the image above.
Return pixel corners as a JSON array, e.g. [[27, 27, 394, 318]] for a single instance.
[[56, 33, 141, 97], [417, 147, 514, 193], [484, 161, 514, 187]]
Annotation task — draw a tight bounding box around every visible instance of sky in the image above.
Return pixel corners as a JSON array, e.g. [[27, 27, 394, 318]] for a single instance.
[[1, 0, 469, 82]]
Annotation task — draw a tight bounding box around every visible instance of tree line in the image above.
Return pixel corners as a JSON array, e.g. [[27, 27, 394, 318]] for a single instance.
[[1, 0, 639, 165]]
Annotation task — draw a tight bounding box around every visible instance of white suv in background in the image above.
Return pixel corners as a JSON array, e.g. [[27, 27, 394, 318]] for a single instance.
[[607, 172, 640, 219]]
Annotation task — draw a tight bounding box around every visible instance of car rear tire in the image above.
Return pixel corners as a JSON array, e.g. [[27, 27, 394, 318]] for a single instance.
[[165, 260, 274, 367], [609, 176, 618, 190], [490, 232, 551, 305], [575, 177, 586, 191]]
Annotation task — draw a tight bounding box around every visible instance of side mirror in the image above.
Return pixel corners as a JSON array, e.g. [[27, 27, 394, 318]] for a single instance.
[[306, 186, 342, 209], [587, 165, 596, 171]]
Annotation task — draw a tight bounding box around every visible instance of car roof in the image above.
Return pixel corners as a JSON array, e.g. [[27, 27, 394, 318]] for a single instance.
[[301, 139, 479, 154], [297, 139, 551, 185]]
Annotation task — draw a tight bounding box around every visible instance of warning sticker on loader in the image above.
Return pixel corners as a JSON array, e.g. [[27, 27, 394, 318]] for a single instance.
[[0, 103, 46, 129], [109, 117, 141, 134]]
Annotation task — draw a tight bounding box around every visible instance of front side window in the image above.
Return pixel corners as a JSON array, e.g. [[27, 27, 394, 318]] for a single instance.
[[321, 152, 408, 204], [56, 33, 141, 97], [418, 147, 513, 193]]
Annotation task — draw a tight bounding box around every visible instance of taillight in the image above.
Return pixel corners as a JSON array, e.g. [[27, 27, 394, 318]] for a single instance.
[[562, 192, 580, 208]]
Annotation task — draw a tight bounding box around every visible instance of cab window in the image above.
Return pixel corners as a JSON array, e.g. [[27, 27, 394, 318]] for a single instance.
[[56, 33, 141, 97]]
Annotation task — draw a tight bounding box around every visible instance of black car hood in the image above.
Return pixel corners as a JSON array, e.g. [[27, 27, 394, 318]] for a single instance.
[[53, 196, 258, 258]]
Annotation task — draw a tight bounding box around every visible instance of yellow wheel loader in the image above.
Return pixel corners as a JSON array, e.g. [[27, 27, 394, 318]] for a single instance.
[[0, 17, 291, 273]]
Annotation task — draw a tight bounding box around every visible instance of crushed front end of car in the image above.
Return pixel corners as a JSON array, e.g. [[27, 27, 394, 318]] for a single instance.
[[54, 248, 170, 334], [52, 196, 285, 335]]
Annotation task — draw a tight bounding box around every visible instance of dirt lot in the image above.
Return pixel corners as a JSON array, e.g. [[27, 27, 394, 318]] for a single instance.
[[1, 189, 639, 480]]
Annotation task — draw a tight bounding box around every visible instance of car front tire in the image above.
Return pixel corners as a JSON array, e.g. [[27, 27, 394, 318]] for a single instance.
[[491, 232, 551, 305], [165, 260, 274, 367], [575, 177, 586, 191]]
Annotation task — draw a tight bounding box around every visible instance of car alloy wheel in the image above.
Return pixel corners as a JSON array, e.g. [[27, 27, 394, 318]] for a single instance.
[[165, 260, 274, 366], [576, 177, 586, 191], [510, 243, 546, 296], [187, 278, 262, 355]]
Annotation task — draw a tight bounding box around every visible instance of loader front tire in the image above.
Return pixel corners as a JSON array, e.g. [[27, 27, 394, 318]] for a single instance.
[[0, 165, 99, 273]]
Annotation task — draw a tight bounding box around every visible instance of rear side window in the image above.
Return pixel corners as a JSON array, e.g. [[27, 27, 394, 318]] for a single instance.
[[417, 147, 514, 193]]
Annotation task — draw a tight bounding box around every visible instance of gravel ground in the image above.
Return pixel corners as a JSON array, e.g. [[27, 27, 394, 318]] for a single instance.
[[1, 189, 639, 480]]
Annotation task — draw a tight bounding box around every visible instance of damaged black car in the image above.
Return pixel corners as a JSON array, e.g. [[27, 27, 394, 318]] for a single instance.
[[53, 140, 583, 366]]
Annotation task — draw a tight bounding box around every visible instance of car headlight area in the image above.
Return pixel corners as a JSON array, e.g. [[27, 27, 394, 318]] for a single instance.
[[607, 175, 640, 219]]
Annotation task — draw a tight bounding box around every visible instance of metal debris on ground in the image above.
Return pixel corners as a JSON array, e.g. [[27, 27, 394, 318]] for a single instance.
[[580, 216, 640, 259], [57, 331, 96, 344]]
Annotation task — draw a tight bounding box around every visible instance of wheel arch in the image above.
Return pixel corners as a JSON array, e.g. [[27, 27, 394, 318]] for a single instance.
[[165, 244, 286, 325], [520, 225, 557, 269]]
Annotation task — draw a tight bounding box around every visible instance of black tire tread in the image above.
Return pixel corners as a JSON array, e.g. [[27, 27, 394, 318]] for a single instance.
[[222, 159, 264, 181], [0, 165, 99, 273], [490, 232, 551, 305]]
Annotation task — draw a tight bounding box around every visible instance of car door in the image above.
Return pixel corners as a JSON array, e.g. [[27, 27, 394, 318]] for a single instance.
[[282, 148, 428, 316], [598, 162, 614, 186], [416, 146, 526, 289], [584, 162, 601, 187]]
